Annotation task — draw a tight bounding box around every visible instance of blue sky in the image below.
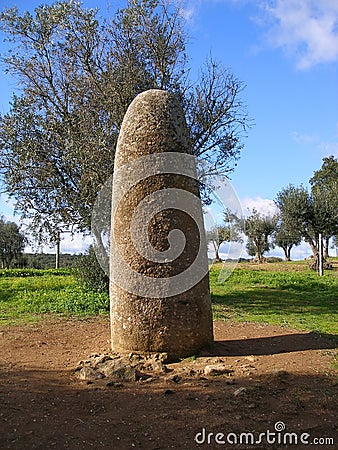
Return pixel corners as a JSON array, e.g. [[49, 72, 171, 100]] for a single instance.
[[0, 0, 337, 258]]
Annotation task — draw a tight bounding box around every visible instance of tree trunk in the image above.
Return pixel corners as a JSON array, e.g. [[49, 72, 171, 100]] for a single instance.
[[5, 254, 13, 269], [255, 250, 262, 263], [287, 245, 292, 261], [281, 244, 291, 261], [307, 238, 318, 258], [211, 240, 221, 261], [55, 231, 60, 269]]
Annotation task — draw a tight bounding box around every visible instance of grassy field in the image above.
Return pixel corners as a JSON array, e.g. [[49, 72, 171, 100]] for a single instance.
[[0, 269, 109, 326], [210, 260, 338, 336], [0, 262, 337, 338]]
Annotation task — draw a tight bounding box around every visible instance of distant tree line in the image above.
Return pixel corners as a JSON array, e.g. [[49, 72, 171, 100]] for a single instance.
[[0, 216, 81, 269], [21, 253, 80, 269], [0, 213, 84, 269], [0, 215, 81, 269], [208, 156, 338, 264], [0, 216, 25, 268]]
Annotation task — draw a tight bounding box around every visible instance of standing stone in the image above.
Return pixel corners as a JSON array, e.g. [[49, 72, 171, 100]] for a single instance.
[[110, 89, 213, 360]]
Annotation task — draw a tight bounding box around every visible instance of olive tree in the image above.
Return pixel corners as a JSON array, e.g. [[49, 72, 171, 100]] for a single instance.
[[275, 180, 338, 259], [273, 217, 302, 261], [206, 209, 243, 261], [243, 209, 277, 263], [0, 0, 250, 243], [309, 156, 338, 257]]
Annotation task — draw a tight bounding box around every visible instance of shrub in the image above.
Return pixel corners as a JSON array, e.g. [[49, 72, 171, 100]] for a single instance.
[[74, 245, 109, 293], [265, 257, 284, 263]]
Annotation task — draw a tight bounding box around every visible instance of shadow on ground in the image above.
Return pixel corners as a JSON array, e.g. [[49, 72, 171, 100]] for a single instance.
[[0, 368, 337, 449], [210, 332, 337, 357]]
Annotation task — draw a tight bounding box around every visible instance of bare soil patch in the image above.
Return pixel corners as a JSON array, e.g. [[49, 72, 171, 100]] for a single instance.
[[0, 318, 337, 449]]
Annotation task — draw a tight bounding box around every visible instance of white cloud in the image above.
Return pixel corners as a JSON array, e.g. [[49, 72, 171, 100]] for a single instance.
[[0, 194, 17, 223], [24, 231, 92, 255], [289, 240, 313, 259], [291, 131, 338, 157], [291, 131, 318, 145], [179, 4, 196, 22], [176, 0, 203, 23], [241, 196, 278, 216], [1, 194, 91, 254], [318, 140, 338, 157], [58, 233, 91, 255], [180, 0, 338, 68], [260, 0, 338, 69]]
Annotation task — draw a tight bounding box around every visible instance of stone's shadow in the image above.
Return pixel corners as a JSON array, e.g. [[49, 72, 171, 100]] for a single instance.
[[1, 368, 336, 449], [209, 332, 337, 357]]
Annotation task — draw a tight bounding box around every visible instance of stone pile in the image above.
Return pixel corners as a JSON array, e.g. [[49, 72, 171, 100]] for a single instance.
[[74, 352, 170, 383], [74, 353, 236, 386]]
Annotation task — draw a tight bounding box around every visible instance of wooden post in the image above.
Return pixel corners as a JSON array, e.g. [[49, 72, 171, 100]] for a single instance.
[[55, 231, 60, 269], [318, 233, 323, 277]]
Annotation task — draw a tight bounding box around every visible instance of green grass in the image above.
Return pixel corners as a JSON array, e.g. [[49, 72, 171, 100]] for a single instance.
[[0, 269, 109, 326], [210, 261, 338, 336], [1, 263, 337, 340]]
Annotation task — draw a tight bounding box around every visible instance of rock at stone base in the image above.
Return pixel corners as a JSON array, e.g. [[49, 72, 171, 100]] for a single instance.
[[92, 354, 113, 368], [77, 366, 105, 381], [204, 365, 234, 376], [99, 360, 140, 382], [129, 352, 168, 364], [74, 352, 173, 383], [150, 360, 170, 373], [128, 352, 170, 373]]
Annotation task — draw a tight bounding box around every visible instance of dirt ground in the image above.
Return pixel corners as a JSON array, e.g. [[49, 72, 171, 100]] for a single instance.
[[0, 317, 337, 449]]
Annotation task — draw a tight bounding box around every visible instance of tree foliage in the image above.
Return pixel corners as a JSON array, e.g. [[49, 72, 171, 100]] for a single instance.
[[206, 209, 242, 261], [0, 216, 26, 268], [242, 209, 277, 263], [0, 0, 250, 242], [309, 155, 338, 257], [275, 185, 317, 255], [273, 215, 302, 261], [309, 156, 338, 190], [276, 156, 338, 259]]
